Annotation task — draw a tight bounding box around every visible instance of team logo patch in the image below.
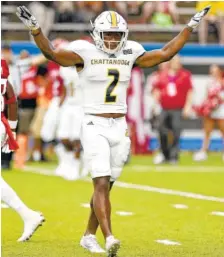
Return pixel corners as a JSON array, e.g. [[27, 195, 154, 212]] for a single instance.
[[123, 49, 133, 55], [109, 54, 116, 58]]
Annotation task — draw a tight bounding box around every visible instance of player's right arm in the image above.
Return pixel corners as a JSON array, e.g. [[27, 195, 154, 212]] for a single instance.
[[16, 6, 83, 67]]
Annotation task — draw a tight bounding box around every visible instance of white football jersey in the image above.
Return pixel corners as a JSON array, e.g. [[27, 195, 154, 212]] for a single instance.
[[67, 40, 145, 114], [59, 66, 82, 105]]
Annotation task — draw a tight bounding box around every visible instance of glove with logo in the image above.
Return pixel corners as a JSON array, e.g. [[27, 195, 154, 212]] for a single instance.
[[187, 6, 211, 30], [16, 6, 39, 31]]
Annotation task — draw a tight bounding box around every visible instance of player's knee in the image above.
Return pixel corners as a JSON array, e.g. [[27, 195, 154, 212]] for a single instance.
[[94, 177, 110, 193]]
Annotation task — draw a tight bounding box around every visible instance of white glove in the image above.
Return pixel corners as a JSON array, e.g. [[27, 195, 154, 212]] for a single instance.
[[187, 6, 211, 30], [1, 132, 16, 153], [16, 6, 39, 31]]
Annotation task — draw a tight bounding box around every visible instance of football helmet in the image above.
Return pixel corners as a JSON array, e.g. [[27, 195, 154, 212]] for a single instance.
[[90, 11, 129, 54]]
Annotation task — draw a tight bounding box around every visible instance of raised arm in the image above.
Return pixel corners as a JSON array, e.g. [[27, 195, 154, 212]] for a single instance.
[[135, 6, 211, 68], [16, 6, 83, 67]]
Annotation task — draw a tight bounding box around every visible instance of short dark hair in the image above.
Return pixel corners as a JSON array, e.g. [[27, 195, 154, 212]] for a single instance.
[[36, 65, 48, 77]]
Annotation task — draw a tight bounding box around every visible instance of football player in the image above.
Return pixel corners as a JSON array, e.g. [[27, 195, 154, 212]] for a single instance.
[[1, 59, 45, 242], [16, 6, 210, 256], [55, 65, 85, 180]]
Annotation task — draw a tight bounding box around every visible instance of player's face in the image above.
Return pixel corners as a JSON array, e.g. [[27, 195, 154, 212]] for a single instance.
[[103, 32, 123, 50]]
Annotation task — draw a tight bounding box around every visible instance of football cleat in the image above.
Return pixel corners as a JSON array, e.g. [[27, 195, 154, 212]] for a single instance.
[[80, 234, 105, 253], [17, 212, 45, 242], [106, 236, 120, 257]]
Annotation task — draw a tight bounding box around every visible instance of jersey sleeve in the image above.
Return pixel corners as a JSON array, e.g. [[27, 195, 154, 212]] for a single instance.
[[66, 40, 93, 64]]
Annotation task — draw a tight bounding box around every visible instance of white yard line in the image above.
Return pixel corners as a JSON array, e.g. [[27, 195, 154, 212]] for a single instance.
[[129, 165, 224, 172], [23, 166, 224, 203], [155, 239, 181, 246], [172, 204, 189, 209], [116, 211, 134, 216], [81, 203, 90, 208], [210, 211, 224, 217]]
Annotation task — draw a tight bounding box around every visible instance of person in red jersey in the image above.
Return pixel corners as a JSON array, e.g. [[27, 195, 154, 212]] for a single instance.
[[1, 59, 18, 153], [14, 50, 39, 169], [152, 55, 193, 164], [193, 64, 224, 162], [1, 59, 45, 242]]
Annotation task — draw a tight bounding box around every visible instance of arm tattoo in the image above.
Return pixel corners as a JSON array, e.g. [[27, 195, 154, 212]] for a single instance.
[[42, 41, 56, 62], [42, 51, 55, 61]]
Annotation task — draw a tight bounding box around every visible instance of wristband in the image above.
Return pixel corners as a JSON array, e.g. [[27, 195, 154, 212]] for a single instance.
[[31, 28, 41, 36], [8, 120, 18, 129]]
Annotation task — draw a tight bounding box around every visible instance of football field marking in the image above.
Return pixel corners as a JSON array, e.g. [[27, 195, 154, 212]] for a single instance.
[[23, 166, 224, 203], [210, 211, 224, 217], [172, 204, 189, 209], [116, 211, 134, 216], [155, 239, 181, 246], [81, 203, 90, 208], [129, 165, 224, 172]]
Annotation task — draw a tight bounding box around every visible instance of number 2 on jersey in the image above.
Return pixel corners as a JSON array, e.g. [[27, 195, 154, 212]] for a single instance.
[[105, 69, 119, 103]]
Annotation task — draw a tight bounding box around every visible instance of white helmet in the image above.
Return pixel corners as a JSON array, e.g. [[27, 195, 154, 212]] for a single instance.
[[90, 11, 129, 55]]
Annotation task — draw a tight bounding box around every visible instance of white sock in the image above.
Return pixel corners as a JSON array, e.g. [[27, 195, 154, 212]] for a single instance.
[[1, 177, 32, 220]]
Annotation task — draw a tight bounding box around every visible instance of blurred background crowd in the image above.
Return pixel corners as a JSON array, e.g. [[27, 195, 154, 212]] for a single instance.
[[1, 1, 224, 171], [2, 1, 224, 44]]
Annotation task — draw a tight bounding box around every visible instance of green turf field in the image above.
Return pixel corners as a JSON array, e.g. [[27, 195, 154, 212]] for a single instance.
[[2, 153, 224, 257]]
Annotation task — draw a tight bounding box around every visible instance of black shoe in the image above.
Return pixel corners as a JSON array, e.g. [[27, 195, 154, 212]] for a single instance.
[[40, 154, 49, 162]]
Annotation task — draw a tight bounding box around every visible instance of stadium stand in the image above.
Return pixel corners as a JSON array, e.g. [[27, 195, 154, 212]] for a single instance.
[[1, 1, 222, 44]]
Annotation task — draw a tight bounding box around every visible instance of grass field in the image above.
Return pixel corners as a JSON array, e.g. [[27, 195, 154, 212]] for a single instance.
[[2, 153, 224, 257]]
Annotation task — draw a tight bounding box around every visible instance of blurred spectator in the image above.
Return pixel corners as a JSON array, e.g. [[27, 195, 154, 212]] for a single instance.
[[75, 1, 106, 23], [14, 50, 38, 169], [193, 65, 224, 162], [145, 61, 170, 129], [29, 65, 51, 162], [111, 1, 145, 24], [1, 43, 13, 65], [141, 1, 179, 26], [54, 1, 82, 23], [151, 56, 193, 164], [196, 1, 224, 45], [126, 66, 148, 155], [29, 62, 64, 162], [28, 1, 55, 38]]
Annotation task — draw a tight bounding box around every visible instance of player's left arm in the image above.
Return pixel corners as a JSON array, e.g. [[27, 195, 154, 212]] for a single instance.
[[5, 81, 18, 131], [135, 6, 211, 68]]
